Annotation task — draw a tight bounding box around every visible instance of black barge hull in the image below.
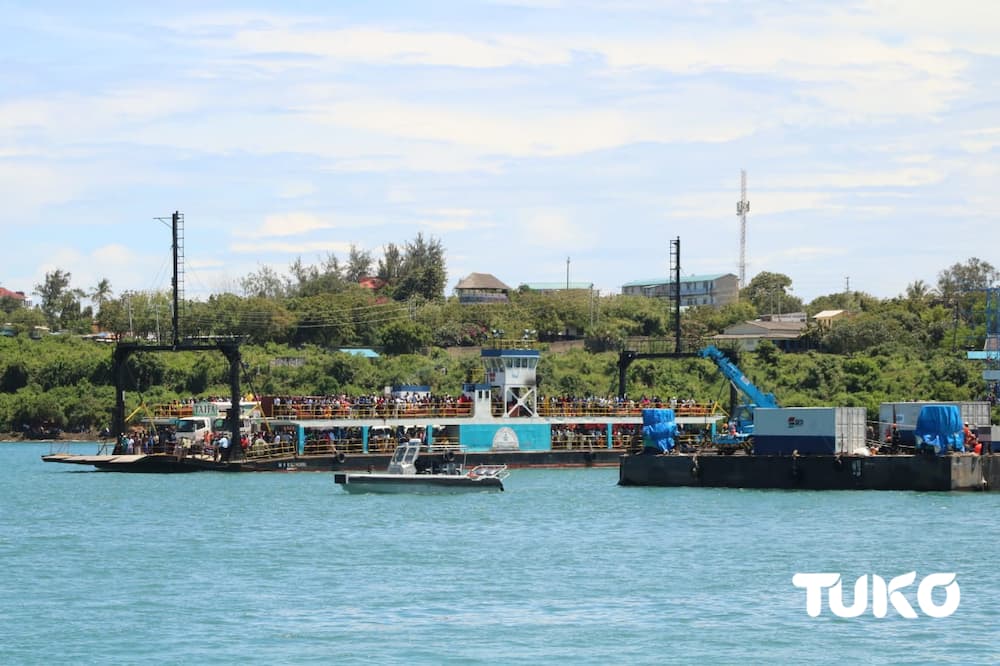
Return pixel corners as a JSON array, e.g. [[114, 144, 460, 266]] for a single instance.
[[618, 453, 1000, 491]]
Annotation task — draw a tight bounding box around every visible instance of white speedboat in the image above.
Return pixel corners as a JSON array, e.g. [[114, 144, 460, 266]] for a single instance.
[[334, 440, 508, 494]]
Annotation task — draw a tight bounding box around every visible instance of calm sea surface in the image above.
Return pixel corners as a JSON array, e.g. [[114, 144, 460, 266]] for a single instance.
[[2, 442, 998, 665]]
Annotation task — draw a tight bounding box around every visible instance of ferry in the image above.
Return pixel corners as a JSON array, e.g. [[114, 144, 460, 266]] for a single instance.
[[42, 342, 723, 472]]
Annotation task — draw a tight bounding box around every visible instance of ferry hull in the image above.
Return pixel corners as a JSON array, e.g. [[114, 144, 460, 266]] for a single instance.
[[619, 453, 1000, 491], [42, 449, 623, 472], [42, 453, 203, 473]]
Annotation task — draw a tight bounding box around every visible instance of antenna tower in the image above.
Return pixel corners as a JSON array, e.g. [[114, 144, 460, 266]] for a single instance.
[[736, 169, 749, 289]]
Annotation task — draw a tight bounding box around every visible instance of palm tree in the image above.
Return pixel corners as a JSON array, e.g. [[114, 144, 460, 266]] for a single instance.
[[904, 280, 932, 303], [91, 278, 113, 312]]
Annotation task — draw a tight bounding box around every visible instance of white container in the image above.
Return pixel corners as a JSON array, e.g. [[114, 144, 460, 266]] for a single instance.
[[753, 407, 867, 455], [879, 401, 990, 443]]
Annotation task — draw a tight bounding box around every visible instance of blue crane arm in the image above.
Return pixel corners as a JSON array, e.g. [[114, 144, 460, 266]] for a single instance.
[[697, 345, 779, 409]]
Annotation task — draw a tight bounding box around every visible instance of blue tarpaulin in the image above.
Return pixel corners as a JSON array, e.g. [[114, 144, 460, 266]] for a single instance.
[[642, 409, 677, 453], [914, 405, 964, 455]]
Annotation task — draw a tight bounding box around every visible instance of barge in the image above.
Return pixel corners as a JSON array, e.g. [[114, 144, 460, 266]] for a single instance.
[[619, 451, 999, 491], [619, 405, 1000, 491]]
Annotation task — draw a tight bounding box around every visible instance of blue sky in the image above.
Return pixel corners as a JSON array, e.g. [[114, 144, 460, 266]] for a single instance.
[[3, 1, 998, 305]]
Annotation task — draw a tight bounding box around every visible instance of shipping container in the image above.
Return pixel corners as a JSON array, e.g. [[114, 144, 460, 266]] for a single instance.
[[753, 407, 867, 455], [879, 402, 990, 445]]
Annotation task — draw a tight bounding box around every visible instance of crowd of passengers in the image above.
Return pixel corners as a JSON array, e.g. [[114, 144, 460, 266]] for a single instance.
[[158, 392, 706, 418], [161, 393, 709, 416]]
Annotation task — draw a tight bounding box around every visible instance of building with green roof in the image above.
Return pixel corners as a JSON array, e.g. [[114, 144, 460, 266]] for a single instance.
[[621, 273, 738, 308]]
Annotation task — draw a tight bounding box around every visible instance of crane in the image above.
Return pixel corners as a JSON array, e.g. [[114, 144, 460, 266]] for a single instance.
[[698, 345, 779, 445]]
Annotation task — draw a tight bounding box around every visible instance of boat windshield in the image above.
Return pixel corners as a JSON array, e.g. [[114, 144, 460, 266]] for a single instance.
[[391, 441, 421, 466]]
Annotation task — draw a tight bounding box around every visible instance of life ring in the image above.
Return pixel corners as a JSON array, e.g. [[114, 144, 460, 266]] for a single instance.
[[336, 451, 346, 464], [443, 450, 455, 462]]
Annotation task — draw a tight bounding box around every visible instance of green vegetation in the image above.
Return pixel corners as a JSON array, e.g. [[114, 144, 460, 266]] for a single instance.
[[3, 250, 998, 434]]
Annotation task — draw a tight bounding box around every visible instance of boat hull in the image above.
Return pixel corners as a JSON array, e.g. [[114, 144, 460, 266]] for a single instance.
[[619, 452, 999, 491], [333, 472, 504, 494]]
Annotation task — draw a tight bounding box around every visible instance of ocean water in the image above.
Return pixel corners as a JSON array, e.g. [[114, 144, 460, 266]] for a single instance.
[[2, 442, 998, 665]]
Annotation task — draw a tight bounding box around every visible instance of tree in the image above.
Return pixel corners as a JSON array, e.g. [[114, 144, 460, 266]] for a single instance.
[[0, 295, 23, 315], [289, 255, 346, 297], [377, 243, 404, 283], [344, 245, 374, 283], [904, 279, 934, 303], [376, 234, 449, 303], [936, 257, 999, 327], [34, 269, 85, 329], [90, 278, 113, 312], [742, 272, 801, 315], [380, 319, 432, 354], [936, 258, 999, 304], [240, 265, 288, 299], [95, 299, 130, 339]]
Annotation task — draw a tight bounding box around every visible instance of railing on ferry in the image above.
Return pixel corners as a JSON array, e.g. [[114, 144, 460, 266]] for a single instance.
[[152, 404, 195, 418], [152, 399, 723, 422], [266, 403, 475, 420]]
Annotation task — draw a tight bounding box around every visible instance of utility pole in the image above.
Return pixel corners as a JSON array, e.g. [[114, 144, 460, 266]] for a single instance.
[[126, 293, 133, 338], [670, 237, 681, 353], [566, 256, 570, 291]]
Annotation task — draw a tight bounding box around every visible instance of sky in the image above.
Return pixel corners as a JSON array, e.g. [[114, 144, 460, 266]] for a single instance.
[[2, 1, 999, 307]]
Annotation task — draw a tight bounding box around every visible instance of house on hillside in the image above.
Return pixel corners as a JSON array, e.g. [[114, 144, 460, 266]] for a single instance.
[[813, 309, 850, 329], [358, 276, 386, 291], [713, 318, 808, 351], [0, 287, 27, 307], [621, 273, 739, 309], [454, 273, 511, 304]]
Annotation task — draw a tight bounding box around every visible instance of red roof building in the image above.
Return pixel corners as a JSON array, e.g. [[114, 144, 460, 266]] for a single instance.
[[0, 287, 26, 304]]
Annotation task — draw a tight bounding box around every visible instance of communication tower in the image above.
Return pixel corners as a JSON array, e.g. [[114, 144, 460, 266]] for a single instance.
[[736, 170, 749, 289]]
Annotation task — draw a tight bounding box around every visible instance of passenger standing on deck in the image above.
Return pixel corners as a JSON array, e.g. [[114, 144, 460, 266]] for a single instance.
[[218, 434, 230, 462]]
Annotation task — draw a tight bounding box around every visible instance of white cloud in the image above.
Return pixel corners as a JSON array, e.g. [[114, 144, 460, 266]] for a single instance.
[[415, 209, 493, 233], [237, 213, 336, 239], [959, 127, 1000, 154], [276, 181, 318, 199], [224, 27, 572, 69], [230, 240, 353, 255], [762, 168, 947, 190], [0, 162, 85, 215], [516, 210, 596, 250]]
